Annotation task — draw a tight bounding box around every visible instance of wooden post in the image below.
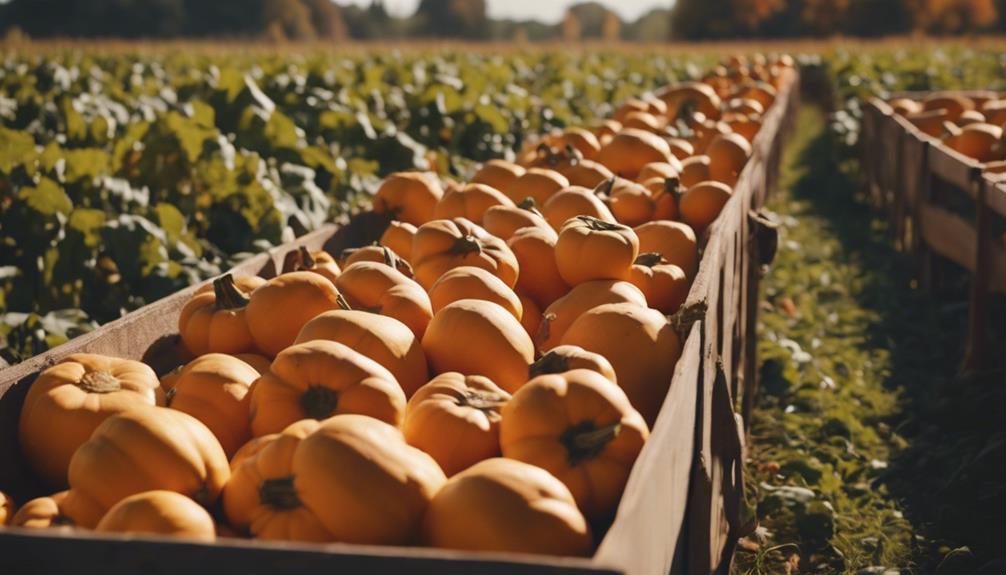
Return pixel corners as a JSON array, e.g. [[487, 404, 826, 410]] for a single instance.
[[963, 177, 991, 371]]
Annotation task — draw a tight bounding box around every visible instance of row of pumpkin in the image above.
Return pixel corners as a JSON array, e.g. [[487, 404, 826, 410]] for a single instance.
[[1, 54, 794, 557]]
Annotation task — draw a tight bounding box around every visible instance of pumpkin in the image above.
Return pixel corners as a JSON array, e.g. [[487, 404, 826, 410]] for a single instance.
[[500, 369, 648, 520], [380, 221, 418, 262], [553, 127, 602, 160], [621, 110, 665, 133], [945, 123, 1003, 162], [411, 218, 519, 290], [422, 300, 535, 394], [281, 247, 341, 286], [726, 97, 764, 117], [95, 490, 216, 541], [535, 280, 647, 353], [249, 340, 406, 437], [428, 266, 523, 321], [402, 372, 511, 476], [295, 310, 429, 398], [168, 353, 260, 457], [246, 271, 346, 357], [340, 244, 414, 278], [595, 129, 673, 180], [19, 353, 163, 488], [957, 110, 986, 126], [234, 353, 273, 376], [645, 178, 682, 221], [657, 82, 722, 119], [179, 274, 260, 357], [555, 216, 639, 286], [482, 199, 549, 240], [508, 226, 568, 309], [665, 138, 696, 161], [502, 168, 570, 206], [67, 406, 230, 528], [628, 253, 690, 314], [707, 133, 752, 187], [679, 155, 712, 188], [224, 415, 446, 544], [637, 161, 682, 183], [560, 303, 681, 426], [922, 93, 971, 122], [541, 185, 617, 230], [608, 178, 656, 227], [528, 345, 617, 383], [193, 275, 266, 296], [471, 159, 526, 192], [907, 108, 950, 138], [434, 182, 514, 224], [560, 158, 616, 189], [635, 220, 699, 279], [591, 119, 623, 145], [613, 98, 650, 123], [422, 458, 592, 556], [732, 80, 776, 109], [336, 261, 433, 339], [518, 294, 543, 340], [9, 491, 75, 529], [680, 181, 733, 234], [0, 490, 12, 525], [724, 115, 762, 143], [372, 171, 444, 226]]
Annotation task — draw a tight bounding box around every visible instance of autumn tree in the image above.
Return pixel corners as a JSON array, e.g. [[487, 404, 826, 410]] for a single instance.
[[414, 0, 488, 38]]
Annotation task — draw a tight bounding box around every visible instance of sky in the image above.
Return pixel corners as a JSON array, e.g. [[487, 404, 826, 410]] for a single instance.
[[336, 0, 674, 24]]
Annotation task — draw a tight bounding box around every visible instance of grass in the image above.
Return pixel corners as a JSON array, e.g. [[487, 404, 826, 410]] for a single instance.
[[735, 102, 1006, 574]]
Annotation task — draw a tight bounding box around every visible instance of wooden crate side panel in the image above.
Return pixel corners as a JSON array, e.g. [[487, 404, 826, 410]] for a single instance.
[[918, 203, 977, 271], [928, 145, 981, 194]]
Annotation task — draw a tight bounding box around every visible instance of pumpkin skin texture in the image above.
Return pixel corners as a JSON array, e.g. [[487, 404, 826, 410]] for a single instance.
[[648, 179, 682, 221], [403, 373, 511, 476], [380, 221, 418, 262], [9, 491, 75, 529], [528, 345, 617, 383], [560, 303, 681, 426], [471, 159, 526, 192], [595, 129, 673, 180], [541, 186, 617, 231], [508, 226, 568, 309], [249, 340, 406, 437], [680, 181, 733, 234], [340, 245, 415, 279], [555, 216, 640, 286], [482, 201, 549, 240], [679, 155, 712, 188], [428, 266, 523, 321], [518, 294, 543, 341], [635, 220, 699, 280], [281, 247, 341, 286], [423, 458, 592, 556], [246, 271, 346, 357], [535, 280, 647, 354], [67, 406, 230, 528], [707, 133, 752, 187], [411, 218, 519, 290], [628, 254, 690, 315], [372, 172, 444, 226], [434, 183, 514, 225], [560, 159, 616, 190], [637, 161, 682, 183], [19, 353, 163, 489], [0, 490, 12, 525], [179, 274, 261, 358], [422, 300, 535, 394], [336, 262, 433, 339], [168, 353, 261, 458], [500, 369, 649, 520], [96, 490, 216, 541], [225, 415, 446, 544], [295, 310, 429, 398], [234, 353, 273, 376], [608, 179, 656, 228], [502, 168, 570, 206]]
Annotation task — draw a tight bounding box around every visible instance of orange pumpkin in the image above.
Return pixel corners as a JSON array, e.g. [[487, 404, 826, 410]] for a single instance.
[[553, 127, 602, 160], [608, 178, 656, 227], [422, 300, 535, 394], [471, 159, 526, 192], [644, 178, 681, 221], [555, 216, 639, 286], [95, 490, 216, 541], [336, 261, 433, 339], [657, 82, 722, 120], [402, 373, 511, 476], [628, 253, 690, 314], [621, 110, 665, 133], [502, 168, 570, 206], [500, 369, 648, 520], [224, 415, 446, 543], [193, 275, 266, 296], [340, 244, 414, 278], [637, 161, 682, 183], [372, 172, 444, 226], [67, 406, 230, 528], [428, 266, 523, 321], [707, 133, 752, 186], [234, 353, 273, 376], [411, 218, 519, 290], [0, 490, 12, 525], [680, 181, 733, 234], [249, 340, 406, 437], [9, 491, 75, 529], [613, 98, 651, 124], [666, 138, 696, 161], [535, 280, 647, 353], [281, 247, 341, 286], [168, 353, 261, 457], [560, 158, 616, 189], [560, 303, 681, 426], [635, 220, 699, 279], [508, 226, 568, 309], [179, 274, 260, 357], [592, 119, 624, 145], [422, 458, 592, 556], [541, 185, 617, 231], [19, 354, 163, 488], [245, 271, 346, 357], [679, 155, 712, 188], [295, 310, 429, 398], [595, 129, 673, 180], [518, 294, 543, 340], [434, 182, 514, 224], [528, 345, 617, 383], [380, 221, 418, 262], [482, 199, 549, 240]]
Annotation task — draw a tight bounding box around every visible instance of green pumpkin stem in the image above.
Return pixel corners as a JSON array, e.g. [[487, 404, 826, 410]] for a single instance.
[[214, 274, 251, 310]]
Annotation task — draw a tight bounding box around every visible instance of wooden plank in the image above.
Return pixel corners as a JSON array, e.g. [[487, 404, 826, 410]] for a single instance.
[[928, 144, 982, 195], [984, 178, 1006, 218], [918, 203, 977, 271]]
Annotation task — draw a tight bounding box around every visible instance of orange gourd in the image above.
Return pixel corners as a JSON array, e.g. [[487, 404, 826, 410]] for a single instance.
[[471, 159, 526, 192], [95, 490, 216, 541], [535, 280, 647, 353], [560, 158, 616, 189], [245, 271, 346, 357], [679, 155, 712, 188], [541, 185, 617, 231], [518, 294, 543, 340], [680, 181, 733, 234], [628, 253, 690, 314], [0, 490, 12, 525], [608, 178, 656, 228], [9, 491, 75, 529], [508, 226, 568, 309], [528, 345, 617, 383], [340, 244, 414, 278], [336, 261, 433, 339], [635, 220, 699, 279], [434, 183, 514, 224], [482, 199, 549, 240], [411, 218, 519, 290], [707, 133, 752, 187], [636, 161, 682, 183], [555, 216, 639, 286], [595, 129, 674, 180], [380, 221, 418, 262], [502, 168, 569, 206], [372, 172, 444, 226], [428, 266, 523, 321], [281, 247, 341, 286], [179, 274, 261, 357]]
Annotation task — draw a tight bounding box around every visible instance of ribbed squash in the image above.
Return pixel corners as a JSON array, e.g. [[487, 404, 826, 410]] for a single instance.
[[372, 172, 444, 226], [628, 253, 690, 314], [380, 221, 418, 262], [482, 199, 550, 240], [428, 266, 523, 321], [541, 185, 617, 231], [9, 491, 74, 529], [508, 225, 568, 309], [336, 261, 433, 339], [471, 159, 526, 192], [95, 490, 216, 541], [246, 271, 346, 357], [411, 218, 519, 290], [434, 182, 514, 225], [535, 280, 647, 354], [555, 216, 639, 286], [179, 274, 262, 357], [528, 345, 617, 383], [502, 168, 570, 206], [635, 220, 698, 279]]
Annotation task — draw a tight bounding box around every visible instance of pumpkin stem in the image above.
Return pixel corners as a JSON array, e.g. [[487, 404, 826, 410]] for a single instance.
[[669, 301, 708, 335], [458, 389, 508, 412], [576, 215, 625, 232], [528, 350, 570, 379], [560, 421, 621, 466], [450, 235, 482, 256], [214, 274, 251, 310], [593, 177, 616, 199], [534, 313, 555, 351], [665, 177, 685, 210], [336, 294, 352, 311], [300, 385, 339, 420], [338, 247, 359, 263], [259, 476, 302, 510], [77, 370, 122, 394], [634, 252, 665, 268], [298, 246, 316, 269]]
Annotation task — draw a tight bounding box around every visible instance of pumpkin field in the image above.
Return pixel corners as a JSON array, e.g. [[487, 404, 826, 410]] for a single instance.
[[1, 40, 1005, 575]]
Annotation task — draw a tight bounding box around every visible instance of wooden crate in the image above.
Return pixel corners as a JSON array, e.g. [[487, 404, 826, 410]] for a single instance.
[[0, 71, 800, 575]]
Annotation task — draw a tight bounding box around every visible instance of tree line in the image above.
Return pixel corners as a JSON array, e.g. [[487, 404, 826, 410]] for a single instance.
[[0, 0, 1002, 41]]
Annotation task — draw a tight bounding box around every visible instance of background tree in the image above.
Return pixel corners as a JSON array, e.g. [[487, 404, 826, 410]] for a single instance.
[[414, 0, 488, 39]]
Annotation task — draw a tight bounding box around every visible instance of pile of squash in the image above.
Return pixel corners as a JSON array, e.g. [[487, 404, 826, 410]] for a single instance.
[[1, 54, 794, 558]]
